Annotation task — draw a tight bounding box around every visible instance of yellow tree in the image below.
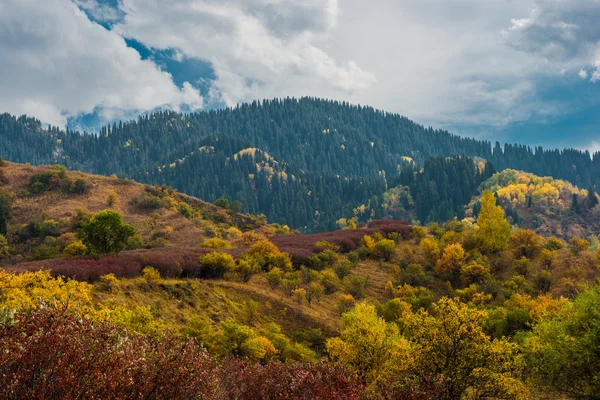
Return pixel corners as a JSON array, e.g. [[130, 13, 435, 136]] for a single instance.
[[476, 191, 511, 253], [326, 302, 400, 380], [407, 298, 527, 399], [435, 243, 466, 280]]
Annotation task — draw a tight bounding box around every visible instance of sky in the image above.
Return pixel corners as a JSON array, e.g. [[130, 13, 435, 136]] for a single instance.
[[1, 0, 600, 151]]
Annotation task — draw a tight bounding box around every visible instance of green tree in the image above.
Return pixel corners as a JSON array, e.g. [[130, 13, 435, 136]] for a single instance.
[[0, 191, 11, 236], [524, 285, 600, 398], [229, 200, 242, 213], [77, 210, 135, 254], [588, 186, 599, 208], [214, 198, 229, 209], [476, 190, 511, 253], [571, 193, 581, 214]]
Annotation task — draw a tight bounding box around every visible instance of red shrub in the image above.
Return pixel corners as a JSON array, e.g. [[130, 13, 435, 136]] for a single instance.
[[271, 220, 411, 264], [0, 307, 218, 400], [0, 307, 364, 400], [217, 358, 363, 400], [10, 247, 247, 281], [9, 221, 410, 279]]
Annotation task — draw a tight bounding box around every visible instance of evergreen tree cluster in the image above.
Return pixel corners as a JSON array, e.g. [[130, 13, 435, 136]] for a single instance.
[[1, 97, 599, 230]]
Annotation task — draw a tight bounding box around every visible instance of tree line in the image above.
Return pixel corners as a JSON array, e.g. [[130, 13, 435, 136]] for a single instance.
[[1, 98, 600, 230]]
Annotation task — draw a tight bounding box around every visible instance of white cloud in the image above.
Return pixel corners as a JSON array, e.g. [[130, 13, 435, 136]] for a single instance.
[[0, 0, 203, 127], [113, 0, 375, 107], [3, 0, 600, 137], [585, 140, 600, 154]]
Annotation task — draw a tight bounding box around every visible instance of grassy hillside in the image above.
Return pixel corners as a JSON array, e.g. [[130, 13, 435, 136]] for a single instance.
[[0, 160, 267, 262], [3, 161, 600, 398]]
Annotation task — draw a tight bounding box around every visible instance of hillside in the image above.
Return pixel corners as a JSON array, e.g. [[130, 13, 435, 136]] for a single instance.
[[469, 169, 600, 240], [2, 98, 600, 232], [3, 161, 600, 398], [0, 161, 269, 263]]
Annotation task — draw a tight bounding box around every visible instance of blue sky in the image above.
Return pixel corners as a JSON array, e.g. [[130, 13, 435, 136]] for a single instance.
[[1, 0, 599, 152]]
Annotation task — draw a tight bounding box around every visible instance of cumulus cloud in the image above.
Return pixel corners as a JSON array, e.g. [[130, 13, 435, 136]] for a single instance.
[[0, 0, 203, 127], [503, 0, 600, 79], [113, 0, 375, 106]]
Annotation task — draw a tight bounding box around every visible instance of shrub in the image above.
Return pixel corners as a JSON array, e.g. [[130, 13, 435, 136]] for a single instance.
[[235, 258, 260, 282], [215, 359, 363, 399], [335, 260, 353, 279], [133, 193, 163, 212], [544, 236, 565, 251], [372, 239, 396, 261], [0, 234, 9, 260], [460, 264, 489, 285], [435, 243, 466, 279], [514, 257, 531, 277], [399, 264, 429, 287], [292, 288, 307, 305], [199, 252, 236, 279], [214, 198, 229, 209], [420, 238, 441, 265], [178, 202, 194, 218], [266, 267, 283, 289], [244, 240, 291, 271], [68, 179, 91, 194], [200, 237, 230, 249], [336, 294, 356, 315], [142, 266, 161, 282], [535, 271, 553, 294], [0, 307, 217, 399], [306, 282, 325, 304], [411, 226, 426, 242], [570, 236, 589, 256], [63, 240, 88, 258], [307, 249, 338, 270], [225, 227, 243, 240], [107, 190, 118, 206], [344, 275, 369, 299], [320, 269, 341, 294]]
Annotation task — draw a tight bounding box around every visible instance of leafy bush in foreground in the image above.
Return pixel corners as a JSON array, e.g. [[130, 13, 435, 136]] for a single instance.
[[0, 307, 363, 400]]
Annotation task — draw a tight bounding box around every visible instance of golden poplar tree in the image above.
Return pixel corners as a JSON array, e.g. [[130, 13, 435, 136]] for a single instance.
[[476, 191, 511, 253]]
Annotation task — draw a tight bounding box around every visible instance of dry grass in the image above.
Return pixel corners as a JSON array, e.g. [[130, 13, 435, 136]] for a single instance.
[[1, 162, 259, 249]]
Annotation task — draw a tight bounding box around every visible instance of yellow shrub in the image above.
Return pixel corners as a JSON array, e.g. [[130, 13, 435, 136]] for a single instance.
[[200, 237, 231, 249], [0, 270, 92, 311], [63, 240, 88, 257]]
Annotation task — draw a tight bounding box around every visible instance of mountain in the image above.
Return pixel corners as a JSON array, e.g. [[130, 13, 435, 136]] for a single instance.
[[2, 97, 600, 231]]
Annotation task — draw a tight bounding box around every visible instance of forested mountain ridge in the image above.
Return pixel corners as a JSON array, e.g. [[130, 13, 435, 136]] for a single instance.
[[2, 97, 600, 231]]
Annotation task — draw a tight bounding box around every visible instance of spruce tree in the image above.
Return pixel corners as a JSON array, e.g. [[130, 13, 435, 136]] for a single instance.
[[572, 194, 581, 214], [588, 187, 599, 209]]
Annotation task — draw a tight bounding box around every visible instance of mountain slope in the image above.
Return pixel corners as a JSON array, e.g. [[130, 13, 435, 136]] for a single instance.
[[0, 161, 266, 263], [2, 98, 600, 231], [470, 169, 600, 240]]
